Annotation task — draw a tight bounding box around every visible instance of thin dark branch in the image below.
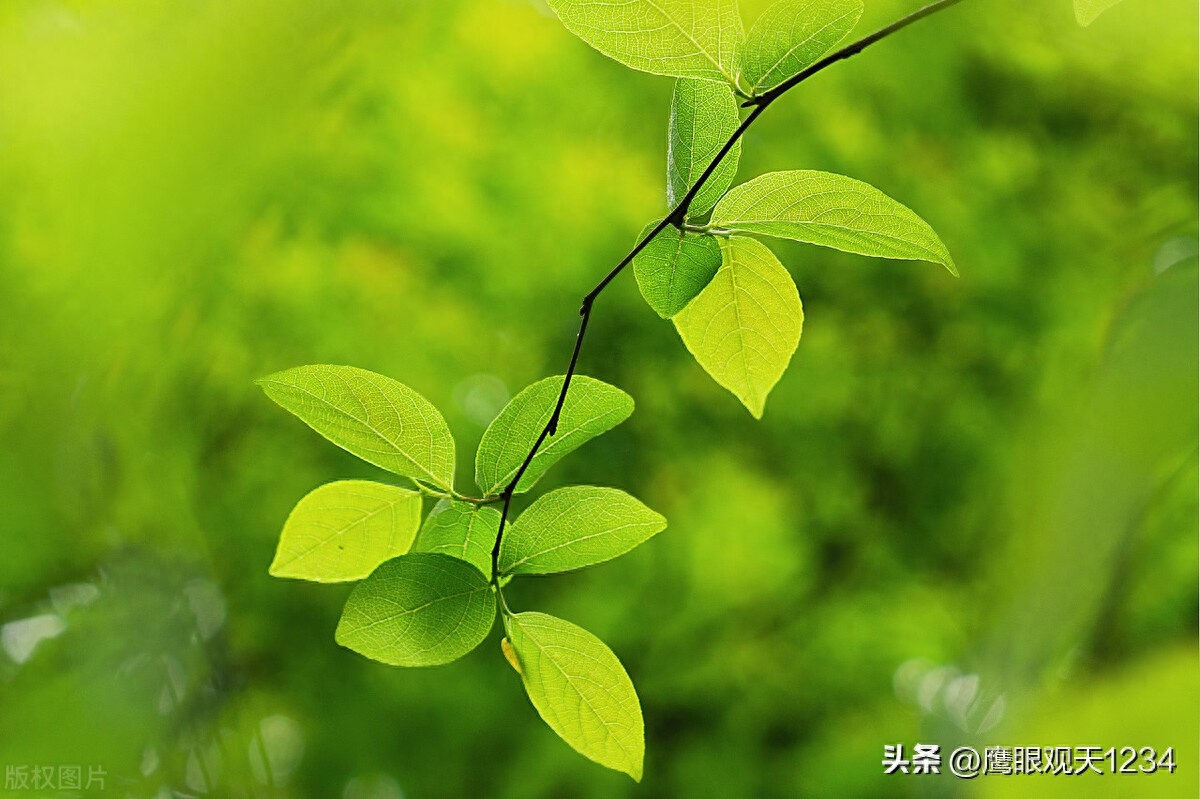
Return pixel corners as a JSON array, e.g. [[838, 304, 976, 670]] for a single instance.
[[489, 0, 968, 584], [748, 0, 968, 108]]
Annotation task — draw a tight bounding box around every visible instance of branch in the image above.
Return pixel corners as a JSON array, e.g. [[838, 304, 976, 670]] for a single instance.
[[489, 0, 968, 581]]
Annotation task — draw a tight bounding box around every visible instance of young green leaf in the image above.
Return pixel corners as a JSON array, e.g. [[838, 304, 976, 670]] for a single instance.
[[413, 498, 500, 577], [545, 0, 744, 84], [710, 170, 956, 274], [632, 222, 723, 318], [504, 611, 644, 781], [269, 480, 422, 583], [1074, 0, 1125, 25], [475, 376, 634, 497], [335, 553, 495, 667], [674, 236, 802, 418], [499, 486, 666, 575], [668, 78, 742, 216], [257, 365, 457, 491], [740, 0, 863, 95]]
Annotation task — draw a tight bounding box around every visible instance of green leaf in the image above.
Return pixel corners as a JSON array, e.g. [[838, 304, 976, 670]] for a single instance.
[[257, 365, 457, 491], [413, 498, 500, 577], [668, 79, 742, 216], [740, 0, 863, 94], [1074, 0, 1125, 25], [269, 480, 422, 583], [335, 553, 495, 667], [673, 236, 802, 418], [504, 611, 644, 780], [633, 222, 723, 318], [500, 486, 666, 575], [710, 170, 956, 274], [475, 376, 634, 497], [545, 0, 744, 84]]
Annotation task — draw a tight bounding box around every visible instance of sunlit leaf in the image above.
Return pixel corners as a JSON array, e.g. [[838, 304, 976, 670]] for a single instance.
[[668, 78, 742, 216], [505, 611, 644, 780], [1074, 0, 1125, 26], [413, 498, 500, 576], [335, 553, 495, 667], [500, 486, 666, 575], [475, 376, 634, 497], [711, 170, 956, 273], [545, 0, 744, 83], [674, 236, 802, 417], [740, 0, 863, 94], [258, 365, 457, 491], [633, 222, 723, 318], [269, 480, 422, 582]]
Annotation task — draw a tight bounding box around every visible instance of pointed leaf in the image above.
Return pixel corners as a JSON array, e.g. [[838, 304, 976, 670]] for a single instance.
[[740, 0, 863, 95], [1075, 0, 1125, 25], [668, 78, 742, 216], [711, 170, 956, 274], [674, 236, 802, 417], [505, 611, 644, 780], [258, 365, 457, 490], [269, 480, 422, 583], [633, 222, 723, 318], [475, 376, 634, 497], [413, 498, 500, 577], [545, 0, 743, 83], [335, 553, 495, 667], [500, 486, 666, 575]]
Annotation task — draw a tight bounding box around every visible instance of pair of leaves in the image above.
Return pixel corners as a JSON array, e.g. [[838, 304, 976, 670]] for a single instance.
[[546, 0, 861, 97], [636, 171, 955, 416], [327, 518, 653, 779], [261, 363, 633, 501]]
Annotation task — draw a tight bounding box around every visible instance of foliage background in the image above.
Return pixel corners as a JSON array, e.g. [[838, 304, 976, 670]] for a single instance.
[[0, 0, 1196, 796]]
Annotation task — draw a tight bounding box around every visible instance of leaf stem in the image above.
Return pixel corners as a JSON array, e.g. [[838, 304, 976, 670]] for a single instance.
[[488, 0, 970, 581], [496, 581, 514, 617], [411, 481, 451, 500], [411, 481, 489, 505]]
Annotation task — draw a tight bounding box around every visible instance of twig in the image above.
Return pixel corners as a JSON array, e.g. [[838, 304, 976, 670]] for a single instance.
[[488, 0, 968, 581]]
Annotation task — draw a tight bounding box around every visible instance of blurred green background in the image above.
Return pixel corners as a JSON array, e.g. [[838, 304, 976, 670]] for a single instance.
[[0, 0, 1196, 796]]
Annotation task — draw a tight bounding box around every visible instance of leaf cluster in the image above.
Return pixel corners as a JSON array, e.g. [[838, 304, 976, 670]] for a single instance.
[[563, 0, 958, 416], [260, 365, 658, 778]]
